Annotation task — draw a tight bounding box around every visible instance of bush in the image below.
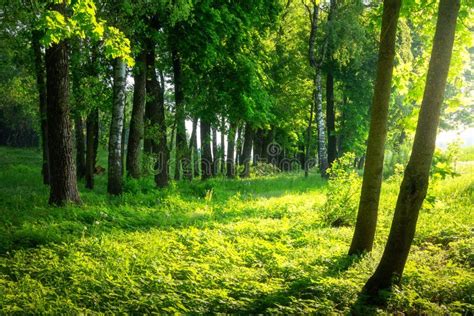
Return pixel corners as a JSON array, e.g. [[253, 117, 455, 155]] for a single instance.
[[322, 153, 361, 227]]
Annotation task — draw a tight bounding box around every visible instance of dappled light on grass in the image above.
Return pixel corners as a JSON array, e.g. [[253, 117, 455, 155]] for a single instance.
[[0, 147, 473, 313]]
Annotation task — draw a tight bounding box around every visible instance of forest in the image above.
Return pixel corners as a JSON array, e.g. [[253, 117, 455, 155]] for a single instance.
[[0, 0, 473, 314]]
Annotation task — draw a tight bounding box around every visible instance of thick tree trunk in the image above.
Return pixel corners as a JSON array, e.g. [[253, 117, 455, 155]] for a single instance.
[[145, 47, 169, 188], [235, 125, 243, 166], [74, 115, 86, 179], [326, 71, 337, 166], [85, 109, 99, 189], [32, 30, 50, 185], [240, 123, 254, 178], [253, 129, 264, 165], [108, 58, 126, 195], [126, 50, 147, 178], [315, 73, 328, 177], [45, 12, 81, 205], [226, 123, 237, 178], [200, 120, 213, 180], [172, 48, 191, 181], [212, 127, 218, 176], [348, 0, 401, 255], [364, 0, 459, 296]]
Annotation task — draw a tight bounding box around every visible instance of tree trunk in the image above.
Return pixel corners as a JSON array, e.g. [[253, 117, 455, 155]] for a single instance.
[[45, 7, 81, 205], [172, 48, 191, 181], [200, 120, 213, 180], [85, 108, 99, 189], [326, 71, 337, 166], [74, 115, 86, 179], [220, 117, 226, 174], [126, 50, 147, 178], [315, 73, 328, 177], [348, 0, 401, 255], [107, 58, 126, 195], [189, 118, 200, 178], [305, 99, 315, 178], [32, 30, 50, 185], [235, 125, 243, 166], [240, 123, 254, 178], [364, 0, 459, 296], [212, 127, 218, 176], [145, 47, 169, 188], [226, 123, 237, 178]]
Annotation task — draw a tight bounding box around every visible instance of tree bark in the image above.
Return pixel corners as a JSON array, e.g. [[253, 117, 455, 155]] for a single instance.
[[226, 123, 237, 178], [348, 0, 401, 255], [126, 50, 147, 178], [326, 71, 337, 166], [172, 47, 191, 180], [364, 0, 459, 296], [305, 99, 315, 178], [45, 7, 81, 205], [240, 123, 254, 178], [107, 58, 126, 195], [74, 115, 86, 179], [85, 108, 99, 189], [212, 127, 218, 176], [32, 30, 50, 185], [189, 117, 199, 178], [220, 117, 226, 174], [200, 119, 213, 180]]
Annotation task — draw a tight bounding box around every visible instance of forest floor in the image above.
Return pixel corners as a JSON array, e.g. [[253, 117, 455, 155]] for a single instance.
[[0, 147, 473, 314]]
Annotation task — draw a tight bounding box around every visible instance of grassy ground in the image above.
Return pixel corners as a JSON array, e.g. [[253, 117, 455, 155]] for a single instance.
[[0, 147, 472, 314]]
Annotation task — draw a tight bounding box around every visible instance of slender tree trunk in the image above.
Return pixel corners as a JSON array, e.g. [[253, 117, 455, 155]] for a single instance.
[[85, 108, 99, 189], [364, 0, 459, 296], [212, 127, 218, 176], [326, 71, 337, 166], [226, 123, 236, 178], [74, 115, 86, 179], [220, 117, 226, 174], [188, 117, 199, 178], [172, 48, 191, 180], [121, 100, 127, 176], [240, 123, 254, 178], [107, 58, 126, 195], [45, 7, 81, 205], [315, 73, 328, 177], [348, 0, 401, 255], [306, 3, 328, 177], [126, 50, 147, 178], [200, 120, 213, 180], [305, 100, 315, 177], [32, 30, 50, 185]]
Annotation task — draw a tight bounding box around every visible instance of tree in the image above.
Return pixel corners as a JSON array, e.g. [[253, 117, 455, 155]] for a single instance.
[[363, 0, 460, 296], [107, 58, 126, 195], [32, 29, 50, 185], [348, 0, 401, 255], [240, 123, 254, 178], [126, 49, 147, 178], [44, 3, 81, 205]]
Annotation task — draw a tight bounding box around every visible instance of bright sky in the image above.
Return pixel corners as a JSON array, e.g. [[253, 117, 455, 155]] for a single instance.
[[436, 127, 474, 149]]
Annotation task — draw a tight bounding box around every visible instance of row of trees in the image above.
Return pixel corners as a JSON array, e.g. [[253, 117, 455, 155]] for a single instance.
[[0, 0, 471, 300]]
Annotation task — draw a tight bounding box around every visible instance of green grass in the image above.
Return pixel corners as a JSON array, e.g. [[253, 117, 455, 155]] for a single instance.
[[0, 146, 473, 314]]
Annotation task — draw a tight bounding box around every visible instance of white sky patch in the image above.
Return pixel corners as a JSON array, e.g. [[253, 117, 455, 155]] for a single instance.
[[436, 127, 474, 149]]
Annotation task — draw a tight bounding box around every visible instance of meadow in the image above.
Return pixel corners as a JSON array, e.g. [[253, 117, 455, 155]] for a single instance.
[[0, 147, 473, 314]]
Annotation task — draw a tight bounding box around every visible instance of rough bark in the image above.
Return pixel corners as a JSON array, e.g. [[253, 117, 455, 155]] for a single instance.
[[32, 30, 50, 185], [107, 58, 126, 195], [348, 0, 401, 255], [45, 9, 81, 205], [364, 0, 459, 296], [200, 120, 213, 180], [226, 123, 237, 178], [126, 50, 147, 178], [240, 123, 254, 178], [305, 99, 315, 178], [85, 108, 99, 189]]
